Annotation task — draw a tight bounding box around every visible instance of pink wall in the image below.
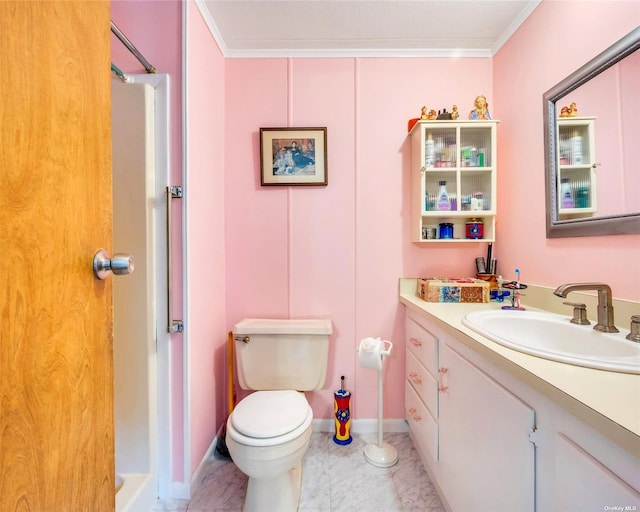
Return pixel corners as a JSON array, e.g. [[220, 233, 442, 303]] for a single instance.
[[493, 1, 640, 301], [185, 3, 227, 475], [224, 57, 494, 421]]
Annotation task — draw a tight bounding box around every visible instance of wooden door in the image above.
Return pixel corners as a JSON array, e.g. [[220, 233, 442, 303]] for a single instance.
[[0, 2, 115, 511]]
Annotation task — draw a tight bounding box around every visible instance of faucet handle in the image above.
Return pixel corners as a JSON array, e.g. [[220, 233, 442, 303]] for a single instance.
[[626, 315, 640, 343], [562, 301, 591, 325]]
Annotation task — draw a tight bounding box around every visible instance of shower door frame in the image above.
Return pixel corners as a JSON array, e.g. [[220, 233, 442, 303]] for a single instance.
[[115, 73, 179, 502]]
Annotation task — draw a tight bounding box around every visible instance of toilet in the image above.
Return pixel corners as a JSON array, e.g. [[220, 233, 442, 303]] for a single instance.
[[225, 318, 332, 512]]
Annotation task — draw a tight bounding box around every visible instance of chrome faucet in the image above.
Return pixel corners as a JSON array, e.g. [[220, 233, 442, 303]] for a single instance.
[[553, 283, 619, 333]]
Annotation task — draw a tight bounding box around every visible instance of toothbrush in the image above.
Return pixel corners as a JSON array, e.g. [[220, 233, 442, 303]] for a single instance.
[[515, 268, 521, 309]]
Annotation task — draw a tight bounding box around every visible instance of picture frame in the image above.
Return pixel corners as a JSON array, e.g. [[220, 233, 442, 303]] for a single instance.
[[260, 127, 328, 186]]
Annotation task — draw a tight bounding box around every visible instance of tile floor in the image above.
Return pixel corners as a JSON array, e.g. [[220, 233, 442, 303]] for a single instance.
[[152, 431, 445, 512]]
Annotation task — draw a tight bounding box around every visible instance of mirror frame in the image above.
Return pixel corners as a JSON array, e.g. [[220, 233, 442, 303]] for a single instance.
[[543, 27, 640, 238]]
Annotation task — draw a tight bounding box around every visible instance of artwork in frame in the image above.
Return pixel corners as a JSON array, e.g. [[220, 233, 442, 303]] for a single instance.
[[260, 127, 328, 186]]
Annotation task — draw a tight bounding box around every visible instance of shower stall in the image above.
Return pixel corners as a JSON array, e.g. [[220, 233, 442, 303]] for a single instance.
[[111, 74, 171, 512]]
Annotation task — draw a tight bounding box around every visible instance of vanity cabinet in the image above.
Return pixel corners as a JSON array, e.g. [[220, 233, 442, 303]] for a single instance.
[[409, 120, 498, 242], [404, 309, 535, 511], [405, 312, 439, 461], [556, 116, 597, 219], [403, 305, 640, 511]]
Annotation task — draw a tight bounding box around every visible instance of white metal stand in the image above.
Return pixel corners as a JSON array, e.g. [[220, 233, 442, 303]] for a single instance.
[[363, 364, 398, 467], [358, 337, 398, 468]]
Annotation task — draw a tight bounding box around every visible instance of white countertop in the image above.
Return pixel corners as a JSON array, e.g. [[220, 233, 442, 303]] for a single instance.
[[399, 279, 640, 454]]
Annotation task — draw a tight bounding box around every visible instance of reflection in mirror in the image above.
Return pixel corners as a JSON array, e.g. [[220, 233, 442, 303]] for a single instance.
[[544, 27, 640, 237]]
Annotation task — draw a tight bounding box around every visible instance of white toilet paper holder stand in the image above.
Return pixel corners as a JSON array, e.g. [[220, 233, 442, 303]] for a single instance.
[[357, 337, 398, 468]]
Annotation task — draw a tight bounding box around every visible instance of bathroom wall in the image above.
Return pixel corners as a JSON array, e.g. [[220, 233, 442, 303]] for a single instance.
[[223, 57, 494, 422], [493, 1, 640, 301], [184, 1, 227, 476]]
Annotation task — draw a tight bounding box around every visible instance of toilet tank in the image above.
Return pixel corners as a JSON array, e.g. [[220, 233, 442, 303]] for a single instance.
[[233, 318, 332, 391]]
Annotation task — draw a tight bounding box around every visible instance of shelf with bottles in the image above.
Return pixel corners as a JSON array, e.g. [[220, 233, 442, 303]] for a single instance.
[[423, 171, 493, 214], [421, 123, 494, 171], [420, 214, 495, 242], [410, 120, 498, 242], [556, 117, 597, 220], [558, 173, 595, 219]]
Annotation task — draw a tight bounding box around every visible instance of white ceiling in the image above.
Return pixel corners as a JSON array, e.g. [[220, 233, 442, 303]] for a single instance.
[[198, 0, 541, 58]]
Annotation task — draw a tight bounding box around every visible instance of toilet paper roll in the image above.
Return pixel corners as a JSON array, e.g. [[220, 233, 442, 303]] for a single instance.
[[358, 337, 384, 370]]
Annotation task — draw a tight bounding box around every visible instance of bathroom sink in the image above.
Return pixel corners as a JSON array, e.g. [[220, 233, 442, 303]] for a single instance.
[[462, 310, 640, 374]]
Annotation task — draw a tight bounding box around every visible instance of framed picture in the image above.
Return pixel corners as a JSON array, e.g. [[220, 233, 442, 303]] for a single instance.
[[260, 127, 328, 186]]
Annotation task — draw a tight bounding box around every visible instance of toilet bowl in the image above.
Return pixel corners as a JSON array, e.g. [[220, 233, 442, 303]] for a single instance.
[[226, 390, 313, 512], [228, 318, 332, 512]]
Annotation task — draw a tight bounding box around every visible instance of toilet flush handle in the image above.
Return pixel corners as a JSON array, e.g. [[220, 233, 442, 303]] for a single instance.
[[234, 336, 250, 344]]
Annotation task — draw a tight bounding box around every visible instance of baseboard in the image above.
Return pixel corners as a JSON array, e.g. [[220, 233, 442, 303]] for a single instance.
[[188, 428, 220, 498], [312, 418, 409, 433]]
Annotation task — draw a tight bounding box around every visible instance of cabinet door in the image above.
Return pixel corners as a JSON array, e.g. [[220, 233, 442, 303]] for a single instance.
[[555, 434, 640, 509], [557, 117, 597, 219], [439, 344, 535, 512]]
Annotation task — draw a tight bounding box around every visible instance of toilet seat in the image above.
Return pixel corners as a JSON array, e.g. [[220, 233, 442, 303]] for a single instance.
[[228, 390, 312, 447]]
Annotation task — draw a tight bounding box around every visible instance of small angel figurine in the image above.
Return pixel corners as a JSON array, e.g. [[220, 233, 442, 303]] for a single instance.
[[568, 102, 578, 117], [420, 106, 429, 120], [451, 105, 460, 120], [469, 95, 491, 120]]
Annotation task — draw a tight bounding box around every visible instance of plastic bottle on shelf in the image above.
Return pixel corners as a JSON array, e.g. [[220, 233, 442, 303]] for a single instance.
[[424, 191, 430, 211], [437, 181, 451, 211], [478, 149, 485, 167], [561, 178, 574, 208], [425, 134, 435, 168], [570, 130, 582, 164]]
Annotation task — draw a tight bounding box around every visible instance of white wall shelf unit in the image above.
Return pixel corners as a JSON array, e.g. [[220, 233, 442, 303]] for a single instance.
[[409, 120, 498, 242]]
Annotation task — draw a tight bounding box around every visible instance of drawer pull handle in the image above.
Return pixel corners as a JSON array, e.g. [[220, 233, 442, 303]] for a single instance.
[[408, 407, 422, 422], [409, 337, 422, 347], [409, 372, 422, 384], [438, 367, 449, 392]]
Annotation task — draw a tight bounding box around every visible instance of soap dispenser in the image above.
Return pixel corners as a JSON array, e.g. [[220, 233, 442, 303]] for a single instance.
[[561, 178, 574, 208], [437, 180, 451, 211]]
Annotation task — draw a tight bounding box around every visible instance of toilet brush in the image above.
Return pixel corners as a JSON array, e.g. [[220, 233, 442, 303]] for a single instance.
[[357, 337, 398, 467], [333, 375, 352, 445]]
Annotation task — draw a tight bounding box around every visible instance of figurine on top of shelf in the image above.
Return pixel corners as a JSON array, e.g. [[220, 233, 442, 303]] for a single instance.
[[426, 109, 438, 120], [469, 95, 491, 120], [437, 108, 452, 120], [451, 105, 460, 120], [420, 106, 429, 120], [559, 101, 579, 118]]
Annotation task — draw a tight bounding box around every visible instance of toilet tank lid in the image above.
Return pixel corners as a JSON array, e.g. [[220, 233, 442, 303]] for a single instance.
[[234, 318, 332, 335]]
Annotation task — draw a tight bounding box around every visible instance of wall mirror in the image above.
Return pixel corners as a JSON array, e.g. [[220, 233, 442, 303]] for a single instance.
[[543, 27, 640, 238]]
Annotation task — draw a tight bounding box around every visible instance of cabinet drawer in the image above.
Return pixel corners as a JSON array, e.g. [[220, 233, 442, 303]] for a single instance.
[[406, 349, 438, 418], [406, 313, 438, 375], [405, 381, 438, 461]]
